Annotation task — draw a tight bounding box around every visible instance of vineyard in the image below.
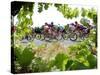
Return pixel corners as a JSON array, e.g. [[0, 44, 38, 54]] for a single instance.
[[11, 2, 97, 73]]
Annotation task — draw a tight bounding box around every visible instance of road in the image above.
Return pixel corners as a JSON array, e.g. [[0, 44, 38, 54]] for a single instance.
[[21, 38, 78, 47]]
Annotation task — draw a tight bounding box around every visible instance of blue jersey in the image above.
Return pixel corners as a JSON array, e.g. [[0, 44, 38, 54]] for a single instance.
[[79, 25, 86, 30]]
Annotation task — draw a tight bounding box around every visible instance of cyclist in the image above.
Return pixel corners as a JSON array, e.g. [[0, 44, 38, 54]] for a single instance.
[[51, 22, 54, 27], [59, 24, 64, 32], [73, 21, 80, 32], [43, 22, 49, 33]]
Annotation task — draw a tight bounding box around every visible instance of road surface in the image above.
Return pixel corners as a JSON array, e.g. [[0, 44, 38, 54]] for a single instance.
[[21, 38, 78, 47]]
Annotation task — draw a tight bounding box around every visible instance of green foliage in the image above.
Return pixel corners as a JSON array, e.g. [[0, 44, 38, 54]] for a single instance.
[[73, 8, 79, 18], [81, 8, 97, 25], [14, 44, 35, 73], [89, 29, 97, 45], [93, 14, 97, 25], [55, 4, 79, 19], [81, 8, 88, 17], [54, 4, 62, 10], [44, 3, 50, 10], [69, 60, 89, 70], [67, 36, 97, 69], [54, 4, 97, 25], [87, 8, 96, 19], [54, 53, 68, 71], [65, 60, 73, 70], [14, 46, 21, 60], [38, 3, 51, 13], [17, 47, 34, 68], [87, 8, 97, 25], [87, 54, 97, 68], [38, 3, 43, 13], [14, 40, 97, 73], [32, 57, 49, 72], [80, 18, 90, 26], [15, 3, 34, 40], [63, 46, 97, 70]]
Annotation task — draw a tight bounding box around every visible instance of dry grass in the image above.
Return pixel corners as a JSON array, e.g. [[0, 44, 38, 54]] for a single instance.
[[33, 41, 68, 61]]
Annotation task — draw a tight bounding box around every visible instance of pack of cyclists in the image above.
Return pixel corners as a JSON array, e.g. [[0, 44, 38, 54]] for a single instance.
[[12, 19, 94, 41], [30, 21, 92, 41]]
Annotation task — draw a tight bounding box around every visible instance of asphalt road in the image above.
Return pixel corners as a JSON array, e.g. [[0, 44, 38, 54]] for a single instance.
[[21, 38, 77, 47]]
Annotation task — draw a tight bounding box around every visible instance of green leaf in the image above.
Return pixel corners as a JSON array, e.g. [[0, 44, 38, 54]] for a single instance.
[[81, 8, 87, 17], [70, 61, 89, 70], [65, 60, 73, 70], [38, 3, 43, 13], [32, 57, 49, 72], [14, 47, 21, 61], [44, 3, 49, 10], [87, 54, 97, 68], [93, 14, 97, 25], [18, 47, 34, 67], [54, 53, 68, 71], [80, 18, 89, 26]]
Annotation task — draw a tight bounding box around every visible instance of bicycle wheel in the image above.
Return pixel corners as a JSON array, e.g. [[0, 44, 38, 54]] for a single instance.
[[28, 35, 32, 41], [62, 33, 69, 40], [79, 32, 88, 41], [70, 33, 77, 41], [35, 34, 41, 40], [40, 34, 45, 40], [31, 33, 36, 40], [79, 34, 85, 40]]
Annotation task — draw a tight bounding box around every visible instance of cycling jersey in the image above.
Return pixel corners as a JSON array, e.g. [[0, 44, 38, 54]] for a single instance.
[[79, 25, 86, 30], [59, 26, 64, 32]]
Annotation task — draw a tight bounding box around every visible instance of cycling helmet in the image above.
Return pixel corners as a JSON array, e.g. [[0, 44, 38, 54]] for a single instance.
[[75, 21, 78, 24], [45, 22, 48, 25], [51, 22, 54, 25]]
